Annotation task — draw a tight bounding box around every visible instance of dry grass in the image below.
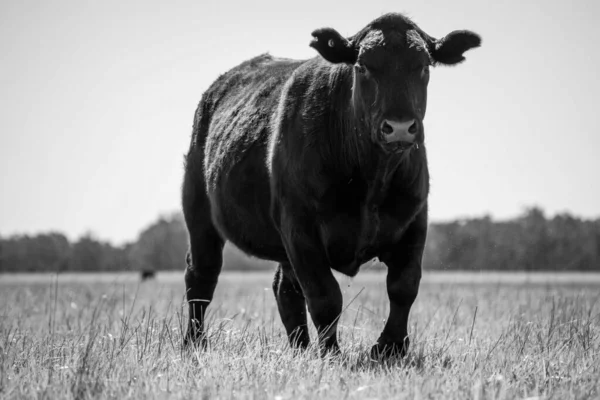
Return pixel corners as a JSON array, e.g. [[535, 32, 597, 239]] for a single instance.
[[0, 271, 599, 399]]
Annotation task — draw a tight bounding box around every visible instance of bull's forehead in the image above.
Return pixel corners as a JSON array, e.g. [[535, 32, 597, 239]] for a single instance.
[[358, 28, 430, 67], [359, 28, 427, 53]]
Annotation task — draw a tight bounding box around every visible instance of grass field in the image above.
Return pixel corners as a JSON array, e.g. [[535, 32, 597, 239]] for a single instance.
[[1, 271, 599, 399]]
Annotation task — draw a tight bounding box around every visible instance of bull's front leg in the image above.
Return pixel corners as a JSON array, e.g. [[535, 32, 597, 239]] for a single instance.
[[279, 210, 343, 356], [373, 206, 427, 359]]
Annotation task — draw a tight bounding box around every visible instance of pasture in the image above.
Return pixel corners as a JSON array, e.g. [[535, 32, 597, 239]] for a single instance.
[[1, 270, 599, 399]]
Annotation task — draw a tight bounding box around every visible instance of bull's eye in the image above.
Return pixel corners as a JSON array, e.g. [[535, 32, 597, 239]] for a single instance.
[[354, 63, 367, 75], [421, 65, 430, 78]]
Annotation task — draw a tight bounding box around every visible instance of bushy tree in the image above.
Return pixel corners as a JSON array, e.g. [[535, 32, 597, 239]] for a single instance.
[[128, 213, 189, 271], [0, 232, 70, 272], [1, 207, 599, 272], [424, 207, 600, 271]]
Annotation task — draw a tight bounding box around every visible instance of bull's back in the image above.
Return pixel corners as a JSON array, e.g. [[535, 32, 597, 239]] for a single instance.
[[199, 54, 305, 261]]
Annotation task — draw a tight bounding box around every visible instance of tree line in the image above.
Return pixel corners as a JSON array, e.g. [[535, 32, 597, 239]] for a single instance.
[[1, 207, 599, 273]]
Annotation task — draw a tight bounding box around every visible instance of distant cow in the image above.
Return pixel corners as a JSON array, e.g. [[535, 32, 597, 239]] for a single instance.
[[182, 13, 480, 358], [140, 270, 155, 281]]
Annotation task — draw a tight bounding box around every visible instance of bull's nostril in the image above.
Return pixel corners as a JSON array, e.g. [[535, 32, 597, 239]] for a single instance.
[[381, 121, 393, 135], [408, 121, 417, 134]]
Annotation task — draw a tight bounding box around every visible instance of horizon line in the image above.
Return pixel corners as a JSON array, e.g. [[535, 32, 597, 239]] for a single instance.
[[1, 205, 598, 246]]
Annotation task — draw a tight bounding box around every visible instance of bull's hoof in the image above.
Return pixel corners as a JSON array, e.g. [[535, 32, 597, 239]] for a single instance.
[[370, 338, 410, 360], [319, 340, 341, 358], [287, 328, 311, 350], [289, 337, 310, 351], [183, 330, 207, 350]]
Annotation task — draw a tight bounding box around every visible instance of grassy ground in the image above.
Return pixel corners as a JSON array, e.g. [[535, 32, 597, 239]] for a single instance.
[[0, 271, 599, 399]]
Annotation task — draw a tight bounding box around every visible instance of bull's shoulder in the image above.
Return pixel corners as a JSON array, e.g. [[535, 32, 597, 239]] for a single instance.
[[205, 54, 307, 107], [200, 55, 309, 189], [268, 60, 354, 171]]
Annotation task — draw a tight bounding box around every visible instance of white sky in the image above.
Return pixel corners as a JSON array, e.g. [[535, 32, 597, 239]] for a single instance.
[[1, 0, 599, 244]]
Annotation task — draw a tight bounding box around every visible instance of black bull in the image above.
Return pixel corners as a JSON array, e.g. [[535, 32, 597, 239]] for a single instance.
[[182, 13, 481, 358]]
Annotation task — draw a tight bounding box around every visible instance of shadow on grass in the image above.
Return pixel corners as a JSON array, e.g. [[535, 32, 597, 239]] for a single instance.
[[342, 346, 454, 373]]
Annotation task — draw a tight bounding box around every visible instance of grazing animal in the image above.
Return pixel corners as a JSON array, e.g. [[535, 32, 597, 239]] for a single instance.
[[140, 270, 156, 281], [182, 13, 481, 358]]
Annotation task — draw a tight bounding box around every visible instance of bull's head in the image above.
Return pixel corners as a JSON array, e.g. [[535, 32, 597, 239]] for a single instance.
[[310, 13, 481, 153]]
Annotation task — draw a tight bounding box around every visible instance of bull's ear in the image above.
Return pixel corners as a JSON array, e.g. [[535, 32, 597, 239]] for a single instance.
[[309, 28, 358, 64], [432, 30, 481, 65]]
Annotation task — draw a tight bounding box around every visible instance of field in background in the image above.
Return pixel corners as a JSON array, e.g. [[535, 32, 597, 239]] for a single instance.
[[1, 271, 599, 399]]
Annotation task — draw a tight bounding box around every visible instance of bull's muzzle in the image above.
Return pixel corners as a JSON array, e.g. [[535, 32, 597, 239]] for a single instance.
[[380, 119, 417, 144]]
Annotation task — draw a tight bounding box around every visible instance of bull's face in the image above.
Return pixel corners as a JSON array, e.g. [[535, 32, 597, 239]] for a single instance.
[[310, 14, 481, 154]]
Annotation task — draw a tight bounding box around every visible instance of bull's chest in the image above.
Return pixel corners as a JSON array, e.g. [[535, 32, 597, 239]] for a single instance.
[[319, 158, 428, 275], [319, 198, 423, 275]]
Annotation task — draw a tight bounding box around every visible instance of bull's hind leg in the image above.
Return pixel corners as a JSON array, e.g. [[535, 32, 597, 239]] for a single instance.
[[182, 157, 225, 348], [183, 225, 224, 348], [278, 212, 343, 355], [272, 262, 310, 349]]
